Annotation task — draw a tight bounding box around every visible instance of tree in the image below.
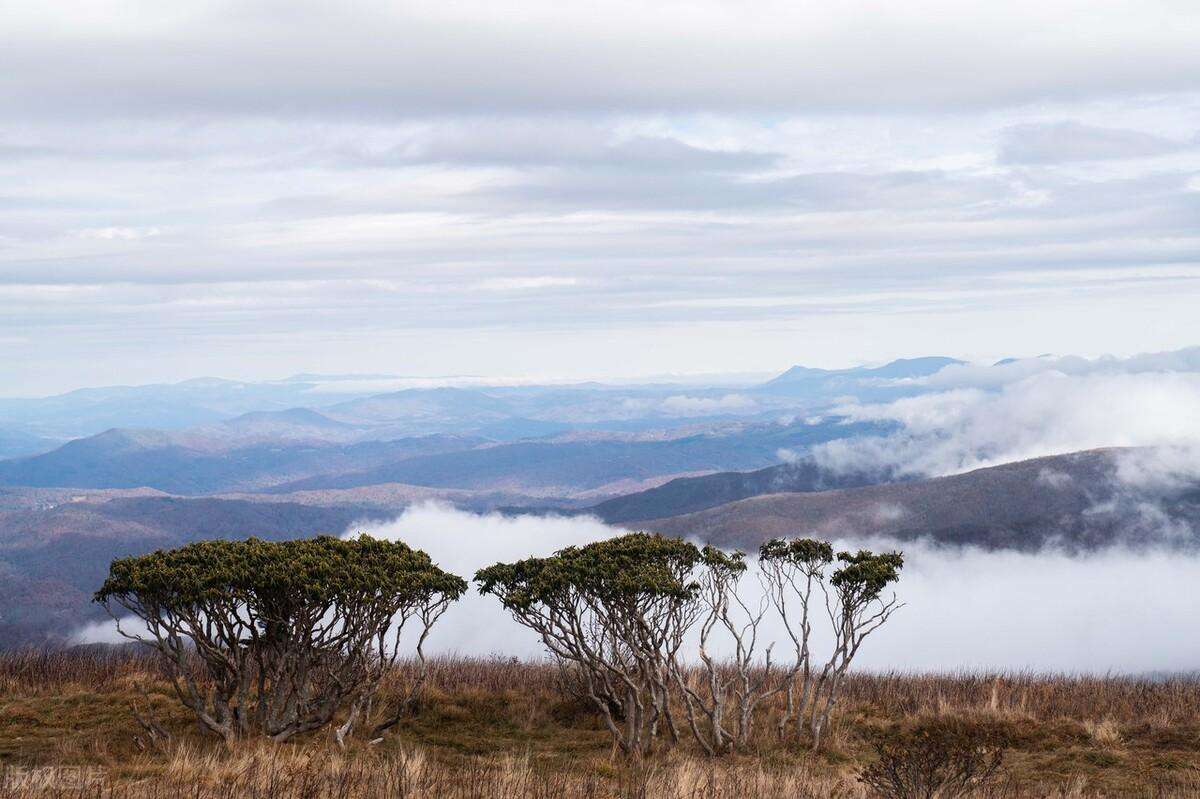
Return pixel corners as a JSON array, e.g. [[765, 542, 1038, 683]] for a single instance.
[[810, 549, 904, 750], [476, 533, 702, 758], [95, 535, 465, 745], [673, 546, 785, 755], [760, 539, 903, 750], [759, 537, 834, 741]]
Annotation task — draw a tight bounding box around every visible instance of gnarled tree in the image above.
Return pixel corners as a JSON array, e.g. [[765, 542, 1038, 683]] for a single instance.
[[673, 546, 784, 755], [759, 537, 834, 741], [95, 535, 465, 745], [810, 549, 904, 750], [760, 539, 903, 750], [476, 532, 702, 758]]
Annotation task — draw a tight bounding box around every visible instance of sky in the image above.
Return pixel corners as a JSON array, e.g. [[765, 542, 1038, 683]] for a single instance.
[[4, 0, 1200, 395]]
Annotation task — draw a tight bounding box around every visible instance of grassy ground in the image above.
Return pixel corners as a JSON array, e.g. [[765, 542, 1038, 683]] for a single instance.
[[1, 650, 1199, 797]]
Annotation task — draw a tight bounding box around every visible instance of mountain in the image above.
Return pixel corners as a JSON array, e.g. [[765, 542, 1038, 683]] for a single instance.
[[265, 419, 890, 495], [0, 377, 381, 440], [645, 448, 1200, 552], [756, 357, 964, 400], [765, 356, 962, 386], [584, 457, 894, 524], [0, 430, 487, 494], [325, 387, 515, 426]]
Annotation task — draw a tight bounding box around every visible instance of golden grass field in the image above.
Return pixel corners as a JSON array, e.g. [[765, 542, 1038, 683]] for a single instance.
[[1, 649, 1199, 797]]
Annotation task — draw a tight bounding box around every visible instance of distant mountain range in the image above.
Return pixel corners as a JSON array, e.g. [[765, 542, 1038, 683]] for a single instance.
[[754, 356, 963, 398], [0, 357, 963, 446], [0, 430, 488, 494], [264, 420, 890, 495]]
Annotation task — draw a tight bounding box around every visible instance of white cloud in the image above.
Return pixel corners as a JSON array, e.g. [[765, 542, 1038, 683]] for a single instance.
[[348, 507, 1200, 671], [75, 226, 161, 240], [817, 368, 1200, 477], [658, 393, 757, 415], [347, 503, 615, 657], [999, 121, 1192, 164], [74, 505, 1200, 671], [471, 276, 580, 292], [2, 4, 1199, 392]]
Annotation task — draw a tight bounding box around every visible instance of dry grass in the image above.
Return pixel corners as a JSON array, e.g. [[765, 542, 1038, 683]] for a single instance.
[[1, 650, 1199, 797]]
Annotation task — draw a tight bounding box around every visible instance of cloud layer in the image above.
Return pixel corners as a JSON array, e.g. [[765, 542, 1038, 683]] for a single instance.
[[75, 502, 1200, 671], [816, 351, 1200, 477], [357, 505, 1200, 672], [2, 2, 1200, 392]]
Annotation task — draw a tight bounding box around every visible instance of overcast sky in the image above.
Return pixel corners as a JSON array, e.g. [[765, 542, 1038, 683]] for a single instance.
[[3, 0, 1199, 395]]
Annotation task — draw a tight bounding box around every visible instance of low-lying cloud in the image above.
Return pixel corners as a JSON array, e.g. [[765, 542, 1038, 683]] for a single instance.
[[74, 502, 1200, 672], [350, 504, 1200, 673], [816, 365, 1200, 478]]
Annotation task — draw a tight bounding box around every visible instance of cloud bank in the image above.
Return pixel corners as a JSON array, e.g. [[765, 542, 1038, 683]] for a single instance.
[[815, 352, 1200, 478], [348, 504, 1200, 672], [75, 502, 1200, 672]]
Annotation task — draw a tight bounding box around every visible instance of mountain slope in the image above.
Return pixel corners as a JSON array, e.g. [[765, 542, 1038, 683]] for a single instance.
[[585, 458, 893, 523], [646, 448, 1200, 552]]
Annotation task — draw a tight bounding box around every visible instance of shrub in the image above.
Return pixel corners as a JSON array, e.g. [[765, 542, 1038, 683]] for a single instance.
[[857, 718, 1009, 799]]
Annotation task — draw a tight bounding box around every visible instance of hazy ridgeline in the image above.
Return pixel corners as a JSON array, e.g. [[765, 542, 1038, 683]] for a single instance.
[[2, 650, 1200, 798]]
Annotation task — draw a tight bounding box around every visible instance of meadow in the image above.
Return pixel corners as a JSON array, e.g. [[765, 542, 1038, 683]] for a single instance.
[[1, 649, 1199, 798]]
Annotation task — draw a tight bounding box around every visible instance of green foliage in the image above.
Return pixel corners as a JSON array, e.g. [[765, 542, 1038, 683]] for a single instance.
[[758, 537, 834, 569], [95, 535, 466, 743], [831, 549, 904, 605], [475, 532, 702, 610], [699, 545, 746, 579], [96, 535, 466, 611]]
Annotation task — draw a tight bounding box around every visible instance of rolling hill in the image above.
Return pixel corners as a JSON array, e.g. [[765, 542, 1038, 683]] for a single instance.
[[583, 457, 895, 523], [646, 448, 1200, 552]]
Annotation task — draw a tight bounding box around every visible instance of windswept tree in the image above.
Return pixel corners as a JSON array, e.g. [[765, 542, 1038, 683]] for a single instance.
[[95, 535, 466, 745], [760, 538, 903, 750], [476, 533, 702, 758], [759, 537, 834, 740], [808, 549, 904, 749], [673, 546, 785, 755]]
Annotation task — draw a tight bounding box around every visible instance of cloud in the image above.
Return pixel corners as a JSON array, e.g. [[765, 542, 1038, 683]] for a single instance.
[[3, 5, 1200, 393], [918, 347, 1200, 391], [344, 503, 616, 657], [6, 1, 1200, 119], [75, 226, 162, 241], [999, 121, 1193, 164], [816, 367, 1200, 477], [348, 507, 1200, 671], [471, 276, 580, 292], [658, 394, 757, 415]]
